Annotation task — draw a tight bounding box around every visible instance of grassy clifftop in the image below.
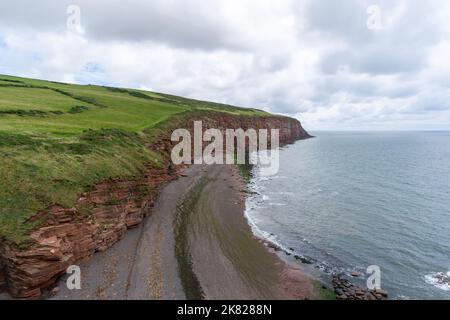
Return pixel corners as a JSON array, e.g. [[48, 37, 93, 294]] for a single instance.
[[0, 74, 265, 135], [0, 74, 268, 244]]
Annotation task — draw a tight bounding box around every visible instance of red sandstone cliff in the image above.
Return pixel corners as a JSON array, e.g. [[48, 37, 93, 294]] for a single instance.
[[0, 113, 310, 299]]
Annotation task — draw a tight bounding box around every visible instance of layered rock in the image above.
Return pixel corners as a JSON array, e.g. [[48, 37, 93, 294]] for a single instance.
[[0, 166, 176, 299], [0, 113, 310, 299], [0, 255, 5, 293], [185, 113, 311, 144]]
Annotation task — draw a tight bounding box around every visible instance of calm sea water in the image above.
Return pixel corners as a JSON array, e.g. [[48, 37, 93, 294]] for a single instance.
[[246, 131, 450, 299]]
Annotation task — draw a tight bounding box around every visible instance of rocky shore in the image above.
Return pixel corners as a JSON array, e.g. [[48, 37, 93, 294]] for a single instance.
[[261, 237, 388, 300], [0, 112, 310, 299], [0, 258, 5, 293], [332, 276, 388, 300]]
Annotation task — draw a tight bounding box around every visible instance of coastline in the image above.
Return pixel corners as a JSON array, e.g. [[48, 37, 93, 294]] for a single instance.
[[241, 143, 390, 301], [175, 164, 322, 300], [35, 164, 323, 300], [0, 111, 311, 299]]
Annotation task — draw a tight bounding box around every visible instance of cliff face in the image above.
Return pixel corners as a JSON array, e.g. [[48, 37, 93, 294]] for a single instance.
[[0, 113, 310, 299]]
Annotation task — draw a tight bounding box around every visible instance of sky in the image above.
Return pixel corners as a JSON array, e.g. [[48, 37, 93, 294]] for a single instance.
[[0, 0, 449, 131]]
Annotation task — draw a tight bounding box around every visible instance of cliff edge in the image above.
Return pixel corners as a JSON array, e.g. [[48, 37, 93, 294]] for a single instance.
[[0, 111, 311, 299]]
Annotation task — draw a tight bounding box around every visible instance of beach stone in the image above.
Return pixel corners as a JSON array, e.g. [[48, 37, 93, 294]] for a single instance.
[[375, 289, 388, 298], [335, 288, 344, 296], [351, 271, 361, 277], [50, 286, 60, 296], [294, 255, 313, 264], [367, 293, 376, 300]]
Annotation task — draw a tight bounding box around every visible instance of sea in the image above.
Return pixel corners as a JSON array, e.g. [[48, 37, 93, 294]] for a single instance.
[[245, 131, 450, 300]]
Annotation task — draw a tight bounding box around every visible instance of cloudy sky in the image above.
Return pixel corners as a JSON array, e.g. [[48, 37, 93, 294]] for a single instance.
[[1, 0, 449, 130]]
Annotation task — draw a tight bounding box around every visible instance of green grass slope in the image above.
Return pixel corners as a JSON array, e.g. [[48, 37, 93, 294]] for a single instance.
[[0, 74, 268, 244]]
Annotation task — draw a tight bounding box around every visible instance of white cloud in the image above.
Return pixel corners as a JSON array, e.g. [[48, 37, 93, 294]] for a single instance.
[[0, 0, 449, 130]]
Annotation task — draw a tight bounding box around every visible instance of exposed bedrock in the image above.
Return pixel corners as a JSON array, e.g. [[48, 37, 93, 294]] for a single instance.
[[0, 113, 310, 299]]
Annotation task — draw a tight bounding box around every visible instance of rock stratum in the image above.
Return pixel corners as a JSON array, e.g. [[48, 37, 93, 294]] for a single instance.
[[0, 112, 310, 299]]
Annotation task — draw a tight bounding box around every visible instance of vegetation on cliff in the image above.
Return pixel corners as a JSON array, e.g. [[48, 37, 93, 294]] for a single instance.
[[0, 74, 270, 244]]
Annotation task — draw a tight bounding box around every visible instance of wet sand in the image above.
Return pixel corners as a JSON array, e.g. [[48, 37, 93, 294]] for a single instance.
[[179, 165, 316, 299], [50, 164, 316, 300]]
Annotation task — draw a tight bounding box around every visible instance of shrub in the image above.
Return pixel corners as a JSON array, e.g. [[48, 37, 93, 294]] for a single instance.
[[68, 105, 90, 114]]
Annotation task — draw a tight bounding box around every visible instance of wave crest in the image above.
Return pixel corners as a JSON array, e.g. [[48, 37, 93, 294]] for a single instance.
[[424, 271, 450, 291]]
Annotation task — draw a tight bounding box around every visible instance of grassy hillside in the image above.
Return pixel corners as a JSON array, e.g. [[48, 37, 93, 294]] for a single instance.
[[0, 74, 268, 244]]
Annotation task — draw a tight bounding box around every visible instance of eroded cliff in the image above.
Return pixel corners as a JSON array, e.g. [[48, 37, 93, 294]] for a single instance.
[[0, 112, 310, 299]]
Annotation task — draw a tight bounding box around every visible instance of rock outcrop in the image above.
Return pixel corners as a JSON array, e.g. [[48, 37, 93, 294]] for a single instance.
[[332, 275, 388, 300], [0, 256, 5, 293], [0, 113, 310, 299]]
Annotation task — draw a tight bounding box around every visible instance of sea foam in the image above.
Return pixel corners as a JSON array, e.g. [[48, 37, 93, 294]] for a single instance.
[[424, 271, 450, 291]]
